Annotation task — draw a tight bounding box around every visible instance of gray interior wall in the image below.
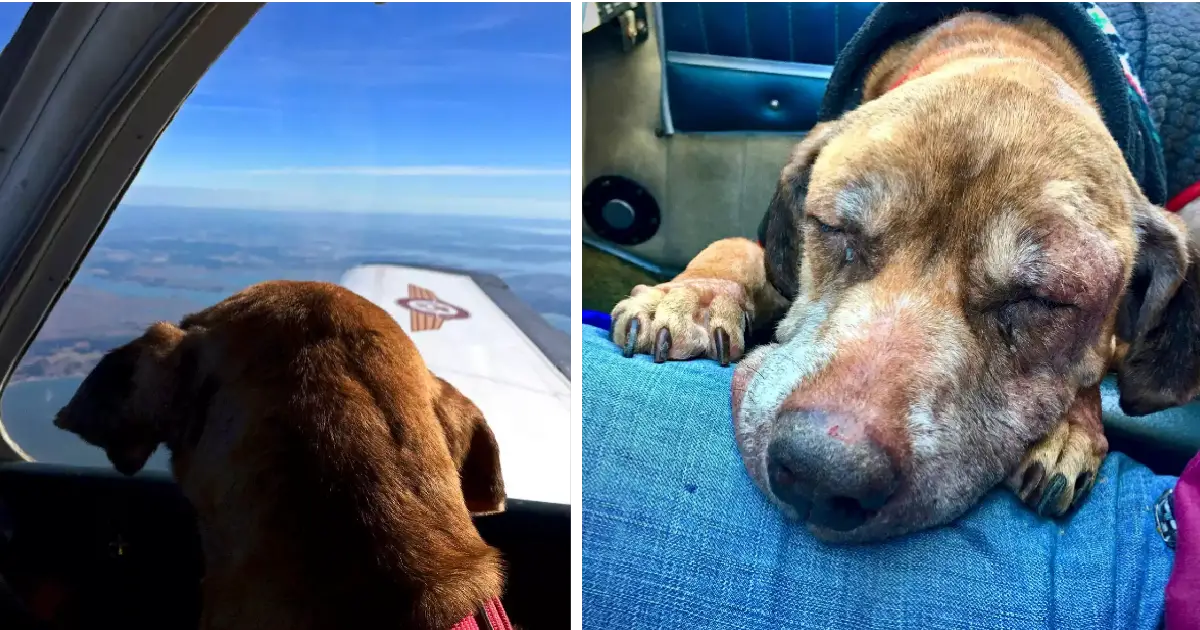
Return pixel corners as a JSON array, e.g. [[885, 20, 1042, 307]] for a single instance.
[[582, 4, 800, 270]]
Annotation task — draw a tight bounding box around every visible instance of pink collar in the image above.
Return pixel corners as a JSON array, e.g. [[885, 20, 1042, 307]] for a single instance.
[[450, 598, 512, 630]]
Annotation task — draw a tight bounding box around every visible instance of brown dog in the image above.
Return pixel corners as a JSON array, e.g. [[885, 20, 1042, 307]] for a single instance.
[[54, 280, 508, 629], [612, 12, 1200, 542]]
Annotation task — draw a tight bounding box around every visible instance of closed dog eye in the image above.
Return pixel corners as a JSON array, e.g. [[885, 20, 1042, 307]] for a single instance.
[[991, 293, 1076, 342], [812, 218, 843, 234], [997, 292, 1075, 311], [807, 216, 862, 266], [807, 215, 850, 234]]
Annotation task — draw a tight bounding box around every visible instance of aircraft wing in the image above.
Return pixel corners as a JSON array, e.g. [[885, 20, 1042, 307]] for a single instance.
[[339, 264, 571, 506]]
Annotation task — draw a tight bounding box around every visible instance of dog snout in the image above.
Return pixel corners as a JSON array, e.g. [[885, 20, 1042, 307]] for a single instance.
[[766, 409, 899, 532]]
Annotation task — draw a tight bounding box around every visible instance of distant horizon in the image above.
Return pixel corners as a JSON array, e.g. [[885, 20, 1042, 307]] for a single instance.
[[114, 199, 573, 223]]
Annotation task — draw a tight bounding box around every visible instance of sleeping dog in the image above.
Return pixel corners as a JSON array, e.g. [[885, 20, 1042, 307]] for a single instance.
[[54, 281, 511, 630], [612, 9, 1198, 542]]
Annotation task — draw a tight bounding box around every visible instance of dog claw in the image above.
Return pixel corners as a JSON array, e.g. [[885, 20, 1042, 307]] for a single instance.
[[713, 327, 730, 366], [653, 328, 671, 363], [1019, 462, 1045, 501], [1036, 474, 1068, 517], [1010, 400, 1105, 519], [622, 319, 640, 357], [1071, 471, 1095, 508]]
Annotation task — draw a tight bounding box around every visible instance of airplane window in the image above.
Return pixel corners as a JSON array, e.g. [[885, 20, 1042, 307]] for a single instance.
[[0, 4, 30, 56], [0, 3, 27, 37], [0, 3, 570, 471]]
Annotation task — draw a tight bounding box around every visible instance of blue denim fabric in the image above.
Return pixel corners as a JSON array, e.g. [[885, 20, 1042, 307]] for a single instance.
[[582, 325, 1177, 629]]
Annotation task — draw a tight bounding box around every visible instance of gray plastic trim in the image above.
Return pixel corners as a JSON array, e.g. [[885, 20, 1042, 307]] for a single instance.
[[653, 2, 674, 136], [666, 51, 835, 79], [583, 234, 680, 280]]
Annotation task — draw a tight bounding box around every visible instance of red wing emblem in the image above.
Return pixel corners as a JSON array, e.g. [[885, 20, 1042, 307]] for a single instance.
[[396, 284, 470, 332]]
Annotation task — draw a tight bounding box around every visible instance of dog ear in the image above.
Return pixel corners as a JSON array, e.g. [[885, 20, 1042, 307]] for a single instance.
[[1115, 203, 1200, 415], [458, 419, 505, 516], [431, 376, 506, 515], [760, 122, 840, 300], [53, 322, 184, 475]]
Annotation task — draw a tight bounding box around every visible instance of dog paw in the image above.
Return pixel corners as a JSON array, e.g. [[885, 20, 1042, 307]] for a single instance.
[[610, 278, 751, 366], [1006, 416, 1107, 518]]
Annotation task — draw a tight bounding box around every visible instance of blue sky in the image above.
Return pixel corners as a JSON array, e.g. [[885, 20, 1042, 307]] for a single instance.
[[0, 3, 571, 219]]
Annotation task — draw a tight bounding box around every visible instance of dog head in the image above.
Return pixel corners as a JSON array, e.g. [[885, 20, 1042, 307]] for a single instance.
[[53, 281, 506, 519], [735, 40, 1200, 542], [51, 321, 184, 476]]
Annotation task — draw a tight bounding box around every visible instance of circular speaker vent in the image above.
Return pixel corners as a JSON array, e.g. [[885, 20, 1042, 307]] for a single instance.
[[583, 175, 660, 246]]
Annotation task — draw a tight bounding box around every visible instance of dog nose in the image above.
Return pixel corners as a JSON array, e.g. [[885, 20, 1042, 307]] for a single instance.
[[766, 409, 899, 532]]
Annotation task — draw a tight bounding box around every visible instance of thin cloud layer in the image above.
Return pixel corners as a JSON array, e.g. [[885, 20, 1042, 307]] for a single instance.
[[122, 184, 568, 219], [245, 166, 571, 177]]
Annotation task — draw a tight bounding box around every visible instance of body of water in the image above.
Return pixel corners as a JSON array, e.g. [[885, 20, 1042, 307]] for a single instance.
[[2, 376, 173, 472]]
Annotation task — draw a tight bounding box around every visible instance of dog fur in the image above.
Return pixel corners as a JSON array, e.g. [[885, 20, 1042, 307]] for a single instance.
[[612, 13, 1200, 542], [53, 280, 507, 629]]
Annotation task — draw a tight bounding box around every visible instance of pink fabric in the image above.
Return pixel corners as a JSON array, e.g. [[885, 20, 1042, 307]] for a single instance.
[[449, 598, 512, 630], [1166, 454, 1200, 630]]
